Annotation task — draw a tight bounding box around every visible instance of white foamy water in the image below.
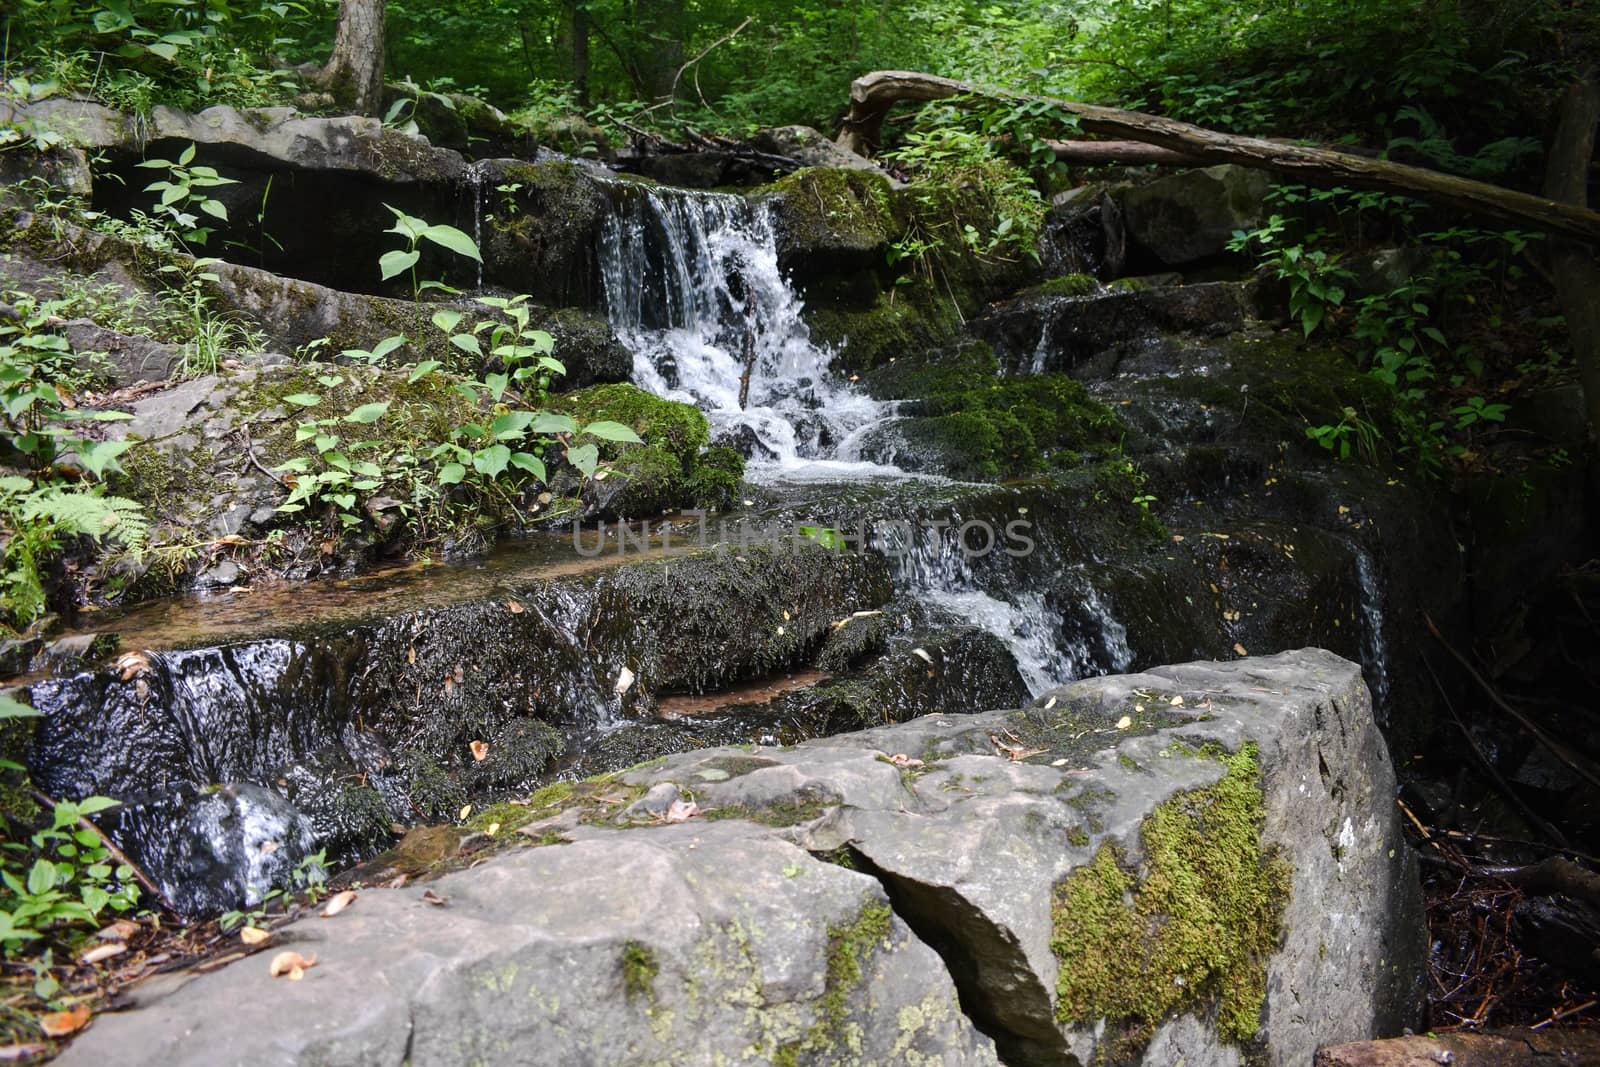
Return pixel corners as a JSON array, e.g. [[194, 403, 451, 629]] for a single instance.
[[598, 185, 899, 479]]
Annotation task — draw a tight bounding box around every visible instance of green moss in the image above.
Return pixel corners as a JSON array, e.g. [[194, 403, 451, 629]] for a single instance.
[[621, 940, 659, 1002], [775, 900, 893, 1061], [701, 789, 830, 828], [861, 341, 1124, 480], [684, 446, 743, 510], [0, 712, 39, 828], [1035, 274, 1100, 297], [1049, 743, 1290, 1049], [769, 168, 896, 251], [471, 717, 565, 789], [556, 383, 709, 460], [1067, 826, 1090, 848]]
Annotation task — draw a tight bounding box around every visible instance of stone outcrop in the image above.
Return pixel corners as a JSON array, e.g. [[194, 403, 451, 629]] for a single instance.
[[53, 650, 1425, 1066], [1114, 165, 1271, 268]]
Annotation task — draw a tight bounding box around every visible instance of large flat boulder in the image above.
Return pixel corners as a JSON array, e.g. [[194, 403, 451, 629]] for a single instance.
[[55, 650, 1424, 1065], [1115, 165, 1271, 268]]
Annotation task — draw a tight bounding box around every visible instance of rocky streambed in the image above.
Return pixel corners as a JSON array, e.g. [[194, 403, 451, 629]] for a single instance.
[[3, 98, 1585, 1062]]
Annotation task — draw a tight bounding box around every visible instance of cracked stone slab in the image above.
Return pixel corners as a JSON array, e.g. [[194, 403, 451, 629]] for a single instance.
[[57, 820, 998, 1067]]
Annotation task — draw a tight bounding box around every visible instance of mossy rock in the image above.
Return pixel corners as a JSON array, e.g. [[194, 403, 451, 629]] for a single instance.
[[556, 383, 709, 461], [767, 167, 896, 262], [857, 341, 1124, 480]]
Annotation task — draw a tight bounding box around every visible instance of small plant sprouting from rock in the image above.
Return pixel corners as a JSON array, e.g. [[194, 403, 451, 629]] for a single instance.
[[621, 940, 659, 1002]]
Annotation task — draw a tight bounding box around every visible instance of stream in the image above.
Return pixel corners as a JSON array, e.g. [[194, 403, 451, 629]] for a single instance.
[[17, 176, 1411, 916]]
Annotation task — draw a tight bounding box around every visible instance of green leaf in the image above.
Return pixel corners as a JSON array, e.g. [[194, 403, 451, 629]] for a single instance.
[[371, 335, 408, 361], [345, 401, 391, 424], [378, 249, 420, 281], [530, 412, 578, 435], [74, 796, 121, 816], [283, 393, 322, 407], [491, 410, 535, 439], [510, 452, 547, 481], [450, 333, 482, 357], [430, 309, 463, 333], [583, 420, 644, 444], [26, 858, 57, 895], [408, 360, 443, 383], [0, 695, 40, 720], [421, 224, 482, 262], [473, 444, 511, 477], [567, 443, 599, 478], [199, 199, 228, 221], [437, 462, 466, 485]]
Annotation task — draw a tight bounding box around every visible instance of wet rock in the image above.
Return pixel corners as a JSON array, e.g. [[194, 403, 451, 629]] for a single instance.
[[711, 423, 779, 462], [1115, 164, 1270, 267], [970, 281, 1256, 377], [56, 651, 1421, 1065], [115, 782, 318, 915], [766, 167, 897, 280]]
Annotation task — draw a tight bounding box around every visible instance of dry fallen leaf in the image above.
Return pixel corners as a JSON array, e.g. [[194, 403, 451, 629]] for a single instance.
[[484, 821, 501, 837], [0, 1043, 49, 1061], [458, 804, 472, 821], [614, 666, 635, 695], [421, 889, 449, 907], [78, 943, 125, 965], [1114, 715, 1132, 730], [506, 599, 524, 614], [1042, 696, 1057, 710], [114, 651, 150, 681], [1233, 643, 1249, 657], [910, 648, 933, 664], [321, 890, 357, 918], [469, 740, 489, 762], [38, 1006, 91, 1038], [886, 753, 925, 768], [269, 951, 317, 980], [239, 926, 270, 945], [1169, 695, 1184, 706], [664, 799, 701, 823], [95, 919, 139, 942]]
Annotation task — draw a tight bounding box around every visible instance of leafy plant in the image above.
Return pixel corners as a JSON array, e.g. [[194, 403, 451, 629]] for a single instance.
[[136, 143, 237, 249], [379, 204, 482, 303], [1449, 395, 1509, 430], [1, 795, 140, 955]]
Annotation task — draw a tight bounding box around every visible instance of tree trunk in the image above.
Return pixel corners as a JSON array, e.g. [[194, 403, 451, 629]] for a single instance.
[[573, 4, 591, 108], [1543, 69, 1600, 445], [1044, 139, 1199, 166], [317, 0, 386, 117], [837, 70, 1600, 245]]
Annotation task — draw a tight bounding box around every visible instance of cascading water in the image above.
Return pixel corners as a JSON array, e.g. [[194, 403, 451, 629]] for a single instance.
[[597, 186, 896, 476], [596, 184, 1135, 696]]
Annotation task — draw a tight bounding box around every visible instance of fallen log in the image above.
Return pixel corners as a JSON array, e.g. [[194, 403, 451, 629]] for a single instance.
[[1315, 1029, 1600, 1067], [1044, 139, 1200, 166], [837, 70, 1600, 245]]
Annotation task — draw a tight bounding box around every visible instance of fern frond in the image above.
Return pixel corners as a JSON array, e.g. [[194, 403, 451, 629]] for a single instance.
[[20, 489, 150, 551]]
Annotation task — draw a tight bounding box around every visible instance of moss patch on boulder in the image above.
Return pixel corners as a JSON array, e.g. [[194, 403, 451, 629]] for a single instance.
[[1049, 743, 1290, 1049]]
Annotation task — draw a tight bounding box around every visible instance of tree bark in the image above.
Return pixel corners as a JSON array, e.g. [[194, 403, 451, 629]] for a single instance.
[[573, 4, 591, 108], [1044, 139, 1199, 166], [837, 70, 1600, 245], [1542, 69, 1600, 445], [317, 0, 387, 117]]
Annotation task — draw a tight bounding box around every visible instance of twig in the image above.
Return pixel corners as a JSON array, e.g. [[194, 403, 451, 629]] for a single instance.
[[240, 423, 287, 487], [1532, 998, 1598, 1029], [1422, 653, 1568, 848], [28, 787, 168, 910], [667, 16, 754, 111], [1425, 613, 1600, 793]]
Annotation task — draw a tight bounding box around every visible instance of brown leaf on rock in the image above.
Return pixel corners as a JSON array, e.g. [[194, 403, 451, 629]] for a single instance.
[[78, 942, 125, 965], [321, 890, 357, 918], [421, 888, 449, 907], [469, 740, 489, 762], [664, 799, 701, 823], [886, 753, 924, 768], [268, 951, 317, 980], [506, 599, 524, 614], [38, 1006, 91, 1037], [239, 926, 270, 945]]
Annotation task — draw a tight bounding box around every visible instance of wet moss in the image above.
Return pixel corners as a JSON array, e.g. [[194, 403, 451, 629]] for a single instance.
[[404, 749, 468, 823], [1034, 274, 1100, 297], [683, 446, 743, 510], [701, 788, 831, 828], [471, 717, 565, 790], [862, 341, 1124, 480], [1049, 743, 1289, 1050], [0, 711, 40, 827]]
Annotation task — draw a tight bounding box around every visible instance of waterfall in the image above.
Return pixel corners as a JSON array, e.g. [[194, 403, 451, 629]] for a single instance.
[[882, 520, 1131, 697], [597, 186, 892, 474]]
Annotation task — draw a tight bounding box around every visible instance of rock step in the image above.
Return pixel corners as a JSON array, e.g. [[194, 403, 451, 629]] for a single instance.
[[54, 650, 1424, 1067]]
